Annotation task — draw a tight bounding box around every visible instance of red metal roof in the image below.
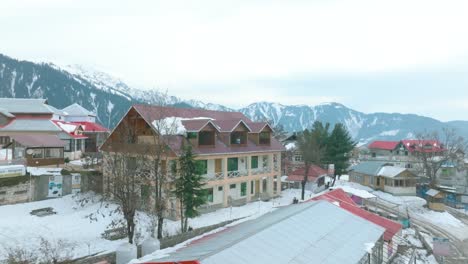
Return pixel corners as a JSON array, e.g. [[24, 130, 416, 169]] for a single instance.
[[311, 189, 402, 241], [247, 122, 271, 133], [181, 119, 214, 132], [401, 139, 444, 153], [52, 121, 88, 139], [286, 165, 328, 182], [72, 121, 109, 132], [212, 119, 251, 132], [368, 141, 399, 150], [10, 134, 67, 148]]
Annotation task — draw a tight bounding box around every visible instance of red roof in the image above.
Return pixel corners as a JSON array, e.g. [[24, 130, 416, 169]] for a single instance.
[[311, 189, 402, 241], [286, 165, 328, 182], [368, 141, 399, 150], [52, 121, 88, 139], [72, 121, 109, 132], [401, 139, 444, 153]]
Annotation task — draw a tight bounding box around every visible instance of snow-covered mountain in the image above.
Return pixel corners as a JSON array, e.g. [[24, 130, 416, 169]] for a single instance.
[[1, 53, 467, 145]]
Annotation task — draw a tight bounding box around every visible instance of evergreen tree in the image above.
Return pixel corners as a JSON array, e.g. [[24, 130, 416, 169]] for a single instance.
[[174, 145, 207, 233], [327, 123, 356, 186]]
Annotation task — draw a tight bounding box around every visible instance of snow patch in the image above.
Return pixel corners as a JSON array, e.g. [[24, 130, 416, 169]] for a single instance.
[[379, 129, 400, 136]]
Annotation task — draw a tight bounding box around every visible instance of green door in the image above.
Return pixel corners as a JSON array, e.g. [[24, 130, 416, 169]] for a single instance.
[[228, 158, 238, 171]]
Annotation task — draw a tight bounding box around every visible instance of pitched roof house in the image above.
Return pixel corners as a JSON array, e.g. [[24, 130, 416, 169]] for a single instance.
[[101, 105, 284, 217], [145, 201, 385, 264]]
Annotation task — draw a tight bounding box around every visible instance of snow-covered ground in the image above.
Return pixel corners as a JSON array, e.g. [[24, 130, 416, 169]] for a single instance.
[[334, 178, 468, 241], [0, 189, 311, 261], [0, 149, 12, 160]]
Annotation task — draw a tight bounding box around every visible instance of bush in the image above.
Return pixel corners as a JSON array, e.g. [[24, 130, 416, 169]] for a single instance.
[[64, 157, 70, 163], [0, 176, 29, 188]]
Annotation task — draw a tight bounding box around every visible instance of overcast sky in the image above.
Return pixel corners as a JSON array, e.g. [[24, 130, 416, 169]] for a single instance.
[[1, 0, 468, 121]]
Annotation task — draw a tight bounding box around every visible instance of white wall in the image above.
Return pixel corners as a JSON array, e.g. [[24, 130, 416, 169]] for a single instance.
[[207, 159, 215, 175]]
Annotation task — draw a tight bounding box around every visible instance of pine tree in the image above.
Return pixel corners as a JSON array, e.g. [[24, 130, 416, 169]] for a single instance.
[[327, 123, 356, 186], [174, 145, 207, 233]]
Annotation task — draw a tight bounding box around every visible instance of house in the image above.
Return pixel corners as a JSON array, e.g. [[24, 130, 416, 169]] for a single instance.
[[365, 140, 444, 172], [0, 98, 108, 161], [285, 165, 327, 192], [101, 105, 284, 218], [349, 162, 418, 195], [146, 200, 385, 264], [311, 188, 402, 263], [425, 189, 445, 211], [2, 134, 66, 167]]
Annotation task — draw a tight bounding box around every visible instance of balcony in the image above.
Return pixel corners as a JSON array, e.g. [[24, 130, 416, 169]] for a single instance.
[[251, 167, 271, 175], [227, 170, 248, 178], [203, 172, 225, 181]]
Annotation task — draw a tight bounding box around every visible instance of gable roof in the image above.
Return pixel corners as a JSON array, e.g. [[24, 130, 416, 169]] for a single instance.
[[0, 98, 53, 114], [212, 119, 252, 132], [149, 201, 385, 264], [378, 166, 408, 178], [133, 104, 250, 125], [349, 161, 392, 176], [247, 122, 272, 133], [72, 121, 109, 132], [286, 165, 328, 182], [52, 121, 87, 139], [368, 141, 399, 150], [311, 189, 402, 241], [62, 103, 96, 117], [10, 134, 66, 148], [181, 119, 217, 132], [0, 119, 61, 132]]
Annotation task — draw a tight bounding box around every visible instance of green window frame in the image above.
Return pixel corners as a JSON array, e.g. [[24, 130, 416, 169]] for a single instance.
[[228, 157, 238, 171], [251, 156, 258, 169], [196, 160, 208, 175], [241, 182, 247, 196]]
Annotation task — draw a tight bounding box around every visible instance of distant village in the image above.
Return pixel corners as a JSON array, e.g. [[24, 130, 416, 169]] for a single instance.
[[1, 97, 467, 264]]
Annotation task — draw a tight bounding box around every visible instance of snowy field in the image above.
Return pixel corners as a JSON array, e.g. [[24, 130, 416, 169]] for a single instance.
[[0, 189, 311, 261], [333, 178, 468, 240]]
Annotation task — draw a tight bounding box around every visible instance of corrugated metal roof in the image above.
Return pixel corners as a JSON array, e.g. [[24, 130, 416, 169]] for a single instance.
[[0, 108, 15, 118], [426, 189, 441, 197], [0, 119, 61, 132], [287, 165, 328, 182], [11, 134, 66, 147], [0, 98, 53, 114], [62, 103, 96, 117], [368, 141, 400, 150], [349, 161, 391, 176], [378, 166, 407, 178], [151, 201, 385, 264]]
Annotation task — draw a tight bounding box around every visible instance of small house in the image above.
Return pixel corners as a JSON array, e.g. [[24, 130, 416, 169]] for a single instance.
[[349, 161, 418, 196], [286, 165, 327, 193], [426, 189, 445, 211]]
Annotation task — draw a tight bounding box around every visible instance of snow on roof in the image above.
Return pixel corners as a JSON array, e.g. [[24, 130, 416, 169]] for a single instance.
[[426, 189, 441, 197], [0, 98, 52, 114], [27, 167, 62, 176], [378, 166, 407, 178], [149, 201, 385, 264], [55, 121, 78, 133], [332, 186, 376, 199], [152, 117, 188, 136], [285, 142, 296, 150]]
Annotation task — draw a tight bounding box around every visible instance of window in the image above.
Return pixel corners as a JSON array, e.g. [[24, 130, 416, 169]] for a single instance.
[[31, 149, 43, 159], [199, 131, 215, 146], [0, 136, 10, 145], [371, 152, 376, 158], [240, 182, 247, 196], [230, 132, 246, 145], [251, 156, 258, 169], [294, 155, 303, 162], [228, 158, 238, 171], [187, 132, 197, 139], [251, 180, 254, 194], [394, 179, 404, 187], [259, 132, 270, 145], [64, 139, 71, 152], [45, 148, 62, 159], [206, 188, 214, 202], [230, 184, 236, 189], [218, 186, 223, 191], [196, 160, 208, 175]]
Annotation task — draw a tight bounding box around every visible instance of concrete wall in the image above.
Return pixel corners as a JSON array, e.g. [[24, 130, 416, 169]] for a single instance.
[[33, 174, 72, 201], [384, 186, 416, 196], [0, 180, 32, 205]]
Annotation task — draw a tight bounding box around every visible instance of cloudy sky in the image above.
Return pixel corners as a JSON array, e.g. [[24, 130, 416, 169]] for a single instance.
[[2, 0, 468, 121]]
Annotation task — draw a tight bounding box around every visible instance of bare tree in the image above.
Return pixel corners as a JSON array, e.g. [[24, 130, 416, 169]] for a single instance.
[[101, 115, 151, 244], [413, 127, 467, 187]]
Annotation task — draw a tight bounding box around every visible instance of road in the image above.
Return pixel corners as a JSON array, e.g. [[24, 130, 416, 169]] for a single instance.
[[370, 199, 468, 264]]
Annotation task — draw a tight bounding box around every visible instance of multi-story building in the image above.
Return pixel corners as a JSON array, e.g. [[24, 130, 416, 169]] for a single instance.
[[100, 105, 284, 218]]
